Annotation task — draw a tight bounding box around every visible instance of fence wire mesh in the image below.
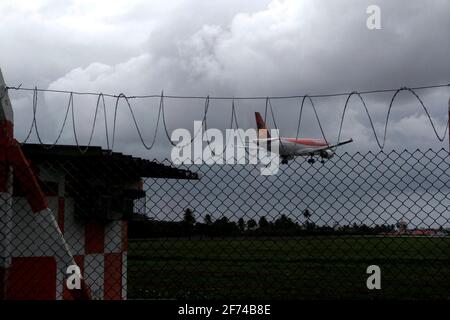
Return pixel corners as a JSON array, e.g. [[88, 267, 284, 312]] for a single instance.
[[1, 147, 449, 300]]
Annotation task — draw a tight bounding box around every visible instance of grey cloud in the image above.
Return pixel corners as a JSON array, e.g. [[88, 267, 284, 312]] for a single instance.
[[1, 0, 449, 158]]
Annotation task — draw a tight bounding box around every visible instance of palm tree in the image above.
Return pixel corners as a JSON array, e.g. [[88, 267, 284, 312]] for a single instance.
[[183, 208, 196, 226], [303, 209, 312, 222]]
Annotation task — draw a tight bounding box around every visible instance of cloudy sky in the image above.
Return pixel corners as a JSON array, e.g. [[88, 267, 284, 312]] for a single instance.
[[1, 0, 449, 158]]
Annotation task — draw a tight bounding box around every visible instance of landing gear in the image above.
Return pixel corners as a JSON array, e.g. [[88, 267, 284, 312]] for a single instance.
[[307, 157, 315, 164], [281, 158, 289, 165]]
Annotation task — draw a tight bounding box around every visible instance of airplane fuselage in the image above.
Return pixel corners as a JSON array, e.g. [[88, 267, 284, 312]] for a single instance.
[[253, 112, 352, 164], [258, 137, 330, 156]]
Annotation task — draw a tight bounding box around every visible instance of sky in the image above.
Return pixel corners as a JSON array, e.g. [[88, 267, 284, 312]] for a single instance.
[[1, 0, 449, 159], [143, 149, 450, 228], [1, 0, 449, 226]]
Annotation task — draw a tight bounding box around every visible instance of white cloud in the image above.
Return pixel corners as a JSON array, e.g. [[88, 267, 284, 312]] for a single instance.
[[2, 0, 449, 157]]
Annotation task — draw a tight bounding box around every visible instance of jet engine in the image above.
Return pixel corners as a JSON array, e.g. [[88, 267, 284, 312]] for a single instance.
[[320, 149, 335, 159]]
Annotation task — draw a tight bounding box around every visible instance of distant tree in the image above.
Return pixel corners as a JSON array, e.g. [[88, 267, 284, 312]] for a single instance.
[[259, 216, 269, 229], [247, 218, 257, 230], [238, 218, 245, 233], [304, 221, 316, 232], [183, 208, 196, 226], [303, 209, 312, 222], [204, 214, 213, 225], [212, 217, 239, 236], [274, 214, 295, 228], [273, 214, 297, 235]]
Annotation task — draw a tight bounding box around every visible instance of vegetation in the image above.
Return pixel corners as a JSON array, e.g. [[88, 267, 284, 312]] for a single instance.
[[127, 209, 450, 299], [128, 236, 450, 299], [128, 209, 397, 239]]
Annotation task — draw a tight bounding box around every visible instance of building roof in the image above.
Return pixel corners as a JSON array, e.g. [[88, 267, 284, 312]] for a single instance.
[[21, 143, 198, 180]]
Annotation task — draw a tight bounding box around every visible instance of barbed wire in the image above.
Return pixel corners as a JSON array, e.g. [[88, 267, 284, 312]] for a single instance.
[[5, 83, 450, 153], [6, 83, 450, 100], [295, 95, 329, 144], [111, 93, 162, 151], [336, 88, 449, 151]]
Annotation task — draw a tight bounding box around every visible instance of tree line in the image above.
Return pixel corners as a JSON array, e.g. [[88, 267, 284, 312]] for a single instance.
[[128, 208, 397, 238]]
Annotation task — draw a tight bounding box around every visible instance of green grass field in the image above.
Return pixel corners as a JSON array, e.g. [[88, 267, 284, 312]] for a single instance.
[[128, 236, 450, 300]]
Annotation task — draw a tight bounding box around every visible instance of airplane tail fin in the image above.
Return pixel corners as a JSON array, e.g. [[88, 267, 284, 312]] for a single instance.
[[255, 112, 271, 139]]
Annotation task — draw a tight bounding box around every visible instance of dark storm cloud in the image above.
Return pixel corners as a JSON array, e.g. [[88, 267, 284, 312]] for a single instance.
[[1, 0, 448, 227], [0, 0, 449, 158]]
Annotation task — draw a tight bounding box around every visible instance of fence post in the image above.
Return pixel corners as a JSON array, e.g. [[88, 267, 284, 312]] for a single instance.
[[0, 68, 14, 300]]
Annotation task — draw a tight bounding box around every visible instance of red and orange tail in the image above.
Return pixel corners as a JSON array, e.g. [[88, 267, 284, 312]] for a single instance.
[[255, 112, 271, 139]]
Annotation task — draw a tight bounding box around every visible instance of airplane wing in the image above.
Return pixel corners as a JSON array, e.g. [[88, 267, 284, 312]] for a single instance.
[[254, 137, 280, 142], [302, 138, 353, 154]]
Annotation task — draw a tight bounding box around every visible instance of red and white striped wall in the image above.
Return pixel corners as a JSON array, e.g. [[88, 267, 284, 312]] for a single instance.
[[1, 68, 127, 300], [6, 166, 128, 300]]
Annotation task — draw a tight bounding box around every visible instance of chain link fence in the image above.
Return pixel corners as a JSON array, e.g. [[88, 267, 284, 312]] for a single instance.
[[1, 146, 449, 299]]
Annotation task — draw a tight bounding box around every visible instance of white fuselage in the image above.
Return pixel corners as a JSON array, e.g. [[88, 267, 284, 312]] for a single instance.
[[258, 137, 331, 159]]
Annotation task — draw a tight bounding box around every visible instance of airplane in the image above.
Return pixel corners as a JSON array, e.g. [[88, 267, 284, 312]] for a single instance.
[[251, 112, 353, 165]]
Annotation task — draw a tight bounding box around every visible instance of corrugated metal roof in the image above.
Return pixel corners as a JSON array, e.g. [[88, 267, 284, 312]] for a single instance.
[[20, 144, 198, 180]]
